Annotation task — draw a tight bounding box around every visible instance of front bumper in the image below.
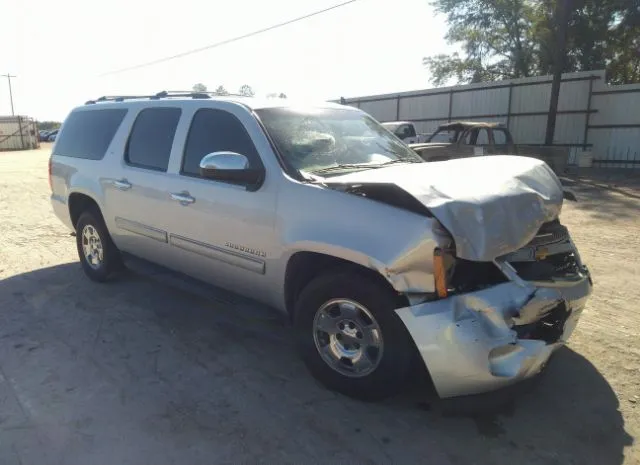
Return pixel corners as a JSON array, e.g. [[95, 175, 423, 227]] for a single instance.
[[395, 271, 592, 399]]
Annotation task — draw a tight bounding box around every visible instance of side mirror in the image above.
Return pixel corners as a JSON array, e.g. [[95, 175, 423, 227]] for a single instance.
[[199, 152, 264, 189]]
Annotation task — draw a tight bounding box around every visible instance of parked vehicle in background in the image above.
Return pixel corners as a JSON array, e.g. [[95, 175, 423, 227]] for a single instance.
[[410, 121, 570, 174], [50, 93, 591, 401], [39, 130, 51, 141], [47, 130, 59, 141], [381, 121, 430, 144]]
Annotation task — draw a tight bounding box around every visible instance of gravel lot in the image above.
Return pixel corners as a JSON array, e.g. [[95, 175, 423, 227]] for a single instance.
[[0, 145, 638, 465]]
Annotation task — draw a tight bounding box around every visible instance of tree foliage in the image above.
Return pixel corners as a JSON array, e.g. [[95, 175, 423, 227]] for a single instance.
[[214, 85, 229, 95], [424, 0, 640, 85], [238, 84, 255, 97], [266, 92, 288, 98], [37, 121, 61, 131], [192, 83, 208, 92]]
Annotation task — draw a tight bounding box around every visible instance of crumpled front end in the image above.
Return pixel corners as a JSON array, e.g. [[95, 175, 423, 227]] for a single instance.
[[396, 224, 592, 399]]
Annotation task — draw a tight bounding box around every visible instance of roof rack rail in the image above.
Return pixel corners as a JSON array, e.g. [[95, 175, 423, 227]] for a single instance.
[[165, 90, 248, 98], [85, 90, 250, 105]]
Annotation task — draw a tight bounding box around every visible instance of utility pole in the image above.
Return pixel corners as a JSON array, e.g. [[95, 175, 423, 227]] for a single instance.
[[545, 0, 572, 145], [1, 74, 16, 116]]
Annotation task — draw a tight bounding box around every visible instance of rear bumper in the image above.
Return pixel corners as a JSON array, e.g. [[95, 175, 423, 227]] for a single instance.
[[395, 272, 592, 399]]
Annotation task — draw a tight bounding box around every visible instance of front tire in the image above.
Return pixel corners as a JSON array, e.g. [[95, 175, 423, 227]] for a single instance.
[[294, 272, 415, 401], [75, 208, 122, 282]]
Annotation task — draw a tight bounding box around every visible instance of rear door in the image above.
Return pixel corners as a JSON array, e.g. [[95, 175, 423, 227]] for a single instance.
[[103, 106, 182, 267]]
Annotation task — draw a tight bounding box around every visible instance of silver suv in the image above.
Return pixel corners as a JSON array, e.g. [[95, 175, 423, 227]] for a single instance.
[[50, 92, 592, 401]]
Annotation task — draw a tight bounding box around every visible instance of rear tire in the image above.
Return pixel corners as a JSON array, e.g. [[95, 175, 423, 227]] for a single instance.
[[75, 208, 122, 282], [294, 272, 415, 401]]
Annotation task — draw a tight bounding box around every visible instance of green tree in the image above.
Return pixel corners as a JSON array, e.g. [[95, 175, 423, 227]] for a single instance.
[[266, 92, 287, 98], [192, 83, 208, 92], [238, 84, 255, 97], [214, 85, 229, 95], [37, 121, 61, 131], [424, 0, 640, 85]]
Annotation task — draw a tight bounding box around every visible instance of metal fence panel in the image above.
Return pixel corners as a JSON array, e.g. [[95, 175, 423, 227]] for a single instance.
[[510, 84, 550, 113], [509, 115, 547, 143], [554, 114, 587, 144], [451, 87, 508, 117], [358, 99, 398, 122], [339, 69, 640, 168], [558, 80, 591, 111], [591, 92, 640, 126], [399, 93, 449, 120]]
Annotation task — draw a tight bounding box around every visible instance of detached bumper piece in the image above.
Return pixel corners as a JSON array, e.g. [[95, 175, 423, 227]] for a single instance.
[[396, 274, 591, 399]]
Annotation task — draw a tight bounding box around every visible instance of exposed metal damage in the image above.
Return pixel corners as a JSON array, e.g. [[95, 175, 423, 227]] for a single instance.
[[326, 155, 565, 262], [396, 275, 591, 398], [321, 155, 592, 398]]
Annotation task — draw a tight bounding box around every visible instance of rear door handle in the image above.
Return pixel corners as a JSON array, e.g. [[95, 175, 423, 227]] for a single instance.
[[113, 179, 132, 191], [170, 192, 195, 206]]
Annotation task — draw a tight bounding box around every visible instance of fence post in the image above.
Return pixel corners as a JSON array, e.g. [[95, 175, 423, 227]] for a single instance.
[[396, 96, 400, 120], [18, 116, 25, 150], [582, 76, 594, 150], [447, 90, 453, 122], [506, 83, 513, 128]]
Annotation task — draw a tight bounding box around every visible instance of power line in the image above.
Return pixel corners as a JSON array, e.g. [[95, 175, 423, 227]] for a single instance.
[[1, 74, 17, 116], [100, 0, 360, 76]]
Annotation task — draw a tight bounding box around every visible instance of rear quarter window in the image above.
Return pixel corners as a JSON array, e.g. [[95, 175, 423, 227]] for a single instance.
[[53, 109, 128, 160]]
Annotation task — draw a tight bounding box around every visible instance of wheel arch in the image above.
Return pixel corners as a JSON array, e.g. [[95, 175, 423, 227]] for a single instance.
[[68, 192, 104, 228], [283, 251, 409, 321]]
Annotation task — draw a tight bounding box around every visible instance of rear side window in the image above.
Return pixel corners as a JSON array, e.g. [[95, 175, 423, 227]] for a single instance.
[[181, 109, 260, 177], [53, 109, 127, 160], [493, 129, 509, 145], [476, 129, 489, 145], [125, 108, 181, 171]]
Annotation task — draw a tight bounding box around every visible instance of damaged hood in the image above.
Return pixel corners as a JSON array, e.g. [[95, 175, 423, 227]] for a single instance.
[[326, 155, 564, 262]]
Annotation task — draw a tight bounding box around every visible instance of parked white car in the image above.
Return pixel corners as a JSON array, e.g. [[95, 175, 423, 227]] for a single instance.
[[382, 121, 430, 144], [50, 92, 592, 401]]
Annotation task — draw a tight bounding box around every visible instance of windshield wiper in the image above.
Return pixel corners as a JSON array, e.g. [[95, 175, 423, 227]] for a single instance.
[[309, 159, 419, 175], [376, 158, 422, 166], [309, 163, 384, 175]]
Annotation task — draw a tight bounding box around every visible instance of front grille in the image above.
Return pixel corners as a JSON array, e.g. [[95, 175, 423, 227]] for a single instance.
[[507, 220, 581, 281], [526, 220, 570, 247], [511, 252, 581, 281]]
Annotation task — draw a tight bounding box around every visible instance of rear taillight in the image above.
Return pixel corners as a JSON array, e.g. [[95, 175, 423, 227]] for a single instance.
[[48, 156, 52, 191], [433, 248, 449, 298]]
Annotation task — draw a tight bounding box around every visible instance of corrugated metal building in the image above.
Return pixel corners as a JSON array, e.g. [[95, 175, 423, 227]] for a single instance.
[[0, 116, 40, 151], [339, 69, 640, 168]]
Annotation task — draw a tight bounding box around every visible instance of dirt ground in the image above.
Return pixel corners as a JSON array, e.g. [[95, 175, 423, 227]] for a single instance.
[[0, 145, 638, 465]]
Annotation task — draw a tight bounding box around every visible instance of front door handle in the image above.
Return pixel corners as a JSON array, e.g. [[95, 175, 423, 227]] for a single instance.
[[113, 179, 132, 191], [170, 192, 195, 206]]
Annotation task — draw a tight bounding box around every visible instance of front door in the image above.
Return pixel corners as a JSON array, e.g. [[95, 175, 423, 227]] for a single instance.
[[160, 106, 278, 302]]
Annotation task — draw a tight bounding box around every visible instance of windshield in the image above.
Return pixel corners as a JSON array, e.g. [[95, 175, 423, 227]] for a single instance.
[[381, 122, 402, 132], [256, 108, 423, 176]]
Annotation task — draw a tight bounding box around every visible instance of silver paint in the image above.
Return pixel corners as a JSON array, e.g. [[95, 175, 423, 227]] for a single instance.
[[327, 155, 565, 262], [50, 96, 592, 399], [200, 151, 250, 171], [396, 267, 592, 398]]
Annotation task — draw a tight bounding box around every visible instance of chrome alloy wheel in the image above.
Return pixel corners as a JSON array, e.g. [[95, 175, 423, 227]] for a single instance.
[[81, 224, 104, 269], [312, 298, 384, 378]]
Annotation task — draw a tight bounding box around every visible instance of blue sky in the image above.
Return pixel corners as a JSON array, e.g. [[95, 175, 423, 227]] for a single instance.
[[1, 0, 454, 121]]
